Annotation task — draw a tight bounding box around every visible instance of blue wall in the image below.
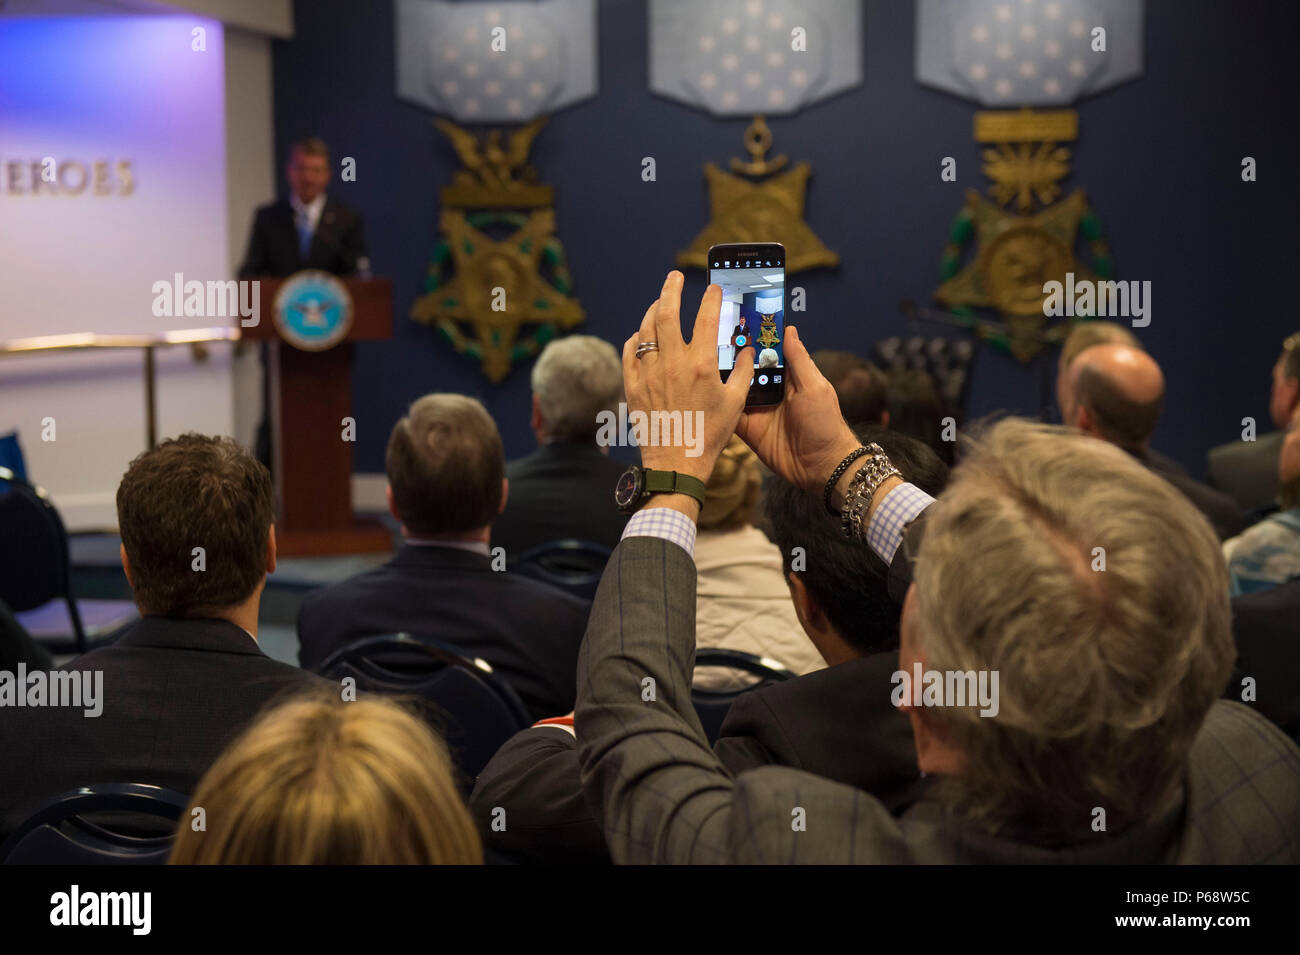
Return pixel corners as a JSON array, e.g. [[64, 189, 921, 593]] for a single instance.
[[268, 0, 1299, 476]]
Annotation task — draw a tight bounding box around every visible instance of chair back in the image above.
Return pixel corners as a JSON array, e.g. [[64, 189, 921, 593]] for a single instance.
[[0, 468, 86, 651], [692, 648, 795, 744], [0, 432, 27, 482], [1, 783, 188, 865], [315, 633, 530, 781], [513, 539, 610, 601]]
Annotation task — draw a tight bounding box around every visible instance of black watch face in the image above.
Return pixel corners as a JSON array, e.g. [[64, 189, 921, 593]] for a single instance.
[[614, 468, 643, 511]]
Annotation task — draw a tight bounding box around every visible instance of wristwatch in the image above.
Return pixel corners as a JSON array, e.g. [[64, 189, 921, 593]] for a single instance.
[[614, 465, 707, 515]]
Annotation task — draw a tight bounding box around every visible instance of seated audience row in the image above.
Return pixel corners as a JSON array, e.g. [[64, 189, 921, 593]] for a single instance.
[[2, 311, 1297, 865]]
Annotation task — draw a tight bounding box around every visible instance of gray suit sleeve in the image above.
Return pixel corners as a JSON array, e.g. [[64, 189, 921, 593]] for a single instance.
[[575, 536, 745, 863]]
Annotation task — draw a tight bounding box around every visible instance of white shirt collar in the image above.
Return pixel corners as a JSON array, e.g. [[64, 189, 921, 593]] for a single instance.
[[290, 192, 327, 230]]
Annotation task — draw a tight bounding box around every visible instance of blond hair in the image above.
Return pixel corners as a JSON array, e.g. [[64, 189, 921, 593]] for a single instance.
[[169, 695, 482, 865], [698, 435, 761, 530], [914, 418, 1233, 843]]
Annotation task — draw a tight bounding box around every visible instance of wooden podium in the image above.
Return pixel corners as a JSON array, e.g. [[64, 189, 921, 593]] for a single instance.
[[244, 276, 395, 556]]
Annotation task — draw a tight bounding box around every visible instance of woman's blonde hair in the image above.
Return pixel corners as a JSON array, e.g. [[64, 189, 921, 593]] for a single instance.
[[169, 694, 482, 865], [698, 435, 761, 530]]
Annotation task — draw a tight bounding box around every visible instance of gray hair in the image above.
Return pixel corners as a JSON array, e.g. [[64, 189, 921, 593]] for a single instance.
[[914, 418, 1233, 843], [530, 335, 623, 442]]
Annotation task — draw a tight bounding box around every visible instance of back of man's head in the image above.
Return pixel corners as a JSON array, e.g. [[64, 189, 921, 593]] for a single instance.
[[386, 394, 504, 537], [886, 368, 947, 458], [116, 434, 273, 617], [915, 419, 1233, 843], [1271, 332, 1300, 428], [1059, 320, 1141, 374], [812, 350, 888, 426], [531, 335, 623, 443], [1070, 344, 1165, 452], [764, 428, 949, 654]]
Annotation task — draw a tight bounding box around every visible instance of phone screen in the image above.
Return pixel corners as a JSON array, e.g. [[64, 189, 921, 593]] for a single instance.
[[709, 243, 786, 407]]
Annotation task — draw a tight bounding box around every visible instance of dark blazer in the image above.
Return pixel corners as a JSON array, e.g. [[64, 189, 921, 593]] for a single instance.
[[0, 598, 52, 672], [470, 652, 921, 863], [575, 536, 1300, 863], [296, 543, 591, 721], [1141, 450, 1246, 540], [237, 196, 368, 278], [491, 442, 630, 560], [1207, 431, 1285, 515], [1229, 577, 1300, 740], [0, 616, 325, 840]]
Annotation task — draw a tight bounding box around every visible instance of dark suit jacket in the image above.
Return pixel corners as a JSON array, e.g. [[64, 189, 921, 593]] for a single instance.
[[576, 536, 1300, 863], [1230, 578, 1300, 740], [237, 196, 368, 278], [491, 442, 629, 560], [1208, 431, 1285, 515], [1141, 450, 1246, 540], [0, 598, 52, 672], [470, 651, 920, 863], [296, 543, 591, 720], [0, 616, 325, 840]]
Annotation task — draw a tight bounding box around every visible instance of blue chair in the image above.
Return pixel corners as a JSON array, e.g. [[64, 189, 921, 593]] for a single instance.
[[314, 633, 531, 782], [1, 783, 188, 865], [513, 539, 611, 601], [0, 468, 137, 654], [0, 432, 27, 482], [692, 648, 795, 745]]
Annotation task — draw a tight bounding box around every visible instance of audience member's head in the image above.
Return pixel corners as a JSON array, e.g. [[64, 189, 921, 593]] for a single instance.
[[1280, 427, 1300, 510], [386, 394, 505, 540], [169, 695, 482, 865], [886, 368, 948, 461], [529, 335, 623, 445], [1064, 344, 1165, 453], [759, 348, 779, 369], [1270, 331, 1300, 429], [698, 436, 762, 531], [116, 434, 274, 619], [812, 349, 889, 427], [1056, 320, 1142, 420], [764, 428, 949, 664], [286, 136, 330, 205], [908, 419, 1232, 843]]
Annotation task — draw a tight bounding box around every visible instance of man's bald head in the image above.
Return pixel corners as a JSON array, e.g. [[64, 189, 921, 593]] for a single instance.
[[1065, 344, 1165, 451]]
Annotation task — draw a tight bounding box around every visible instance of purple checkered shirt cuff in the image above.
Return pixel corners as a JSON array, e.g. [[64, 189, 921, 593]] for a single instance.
[[622, 507, 698, 560], [866, 482, 934, 564]]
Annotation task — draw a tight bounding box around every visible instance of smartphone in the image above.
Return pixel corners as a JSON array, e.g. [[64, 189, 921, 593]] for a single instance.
[[708, 242, 786, 407]]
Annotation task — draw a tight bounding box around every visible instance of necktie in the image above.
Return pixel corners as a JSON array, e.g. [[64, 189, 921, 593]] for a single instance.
[[296, 209, 312, 261]]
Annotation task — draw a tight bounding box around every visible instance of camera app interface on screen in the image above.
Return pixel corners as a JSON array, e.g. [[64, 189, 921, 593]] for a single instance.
[[711, 255, 785, 391]]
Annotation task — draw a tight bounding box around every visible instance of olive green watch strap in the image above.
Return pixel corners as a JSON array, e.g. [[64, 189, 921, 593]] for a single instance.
[[642, 469, 707, 506]]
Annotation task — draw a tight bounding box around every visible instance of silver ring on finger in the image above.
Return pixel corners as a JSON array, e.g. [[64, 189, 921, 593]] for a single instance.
[[635, 341, 660, 360]]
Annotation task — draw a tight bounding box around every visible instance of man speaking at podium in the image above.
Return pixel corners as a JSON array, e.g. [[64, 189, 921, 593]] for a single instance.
[[238, 137, 370, 469], [238, 137, 368, 279]]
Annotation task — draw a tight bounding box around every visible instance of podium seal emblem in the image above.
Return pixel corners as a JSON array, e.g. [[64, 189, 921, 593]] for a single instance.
[[273, 270, 354, 352]]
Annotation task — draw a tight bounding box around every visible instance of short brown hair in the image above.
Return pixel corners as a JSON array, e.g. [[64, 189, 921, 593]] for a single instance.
[[386, 394, 504, 536], [812, 349, 888, 425], [289, 137, 330, 163], [169, 694, 482, 865], [116, 434, 273, 616]]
